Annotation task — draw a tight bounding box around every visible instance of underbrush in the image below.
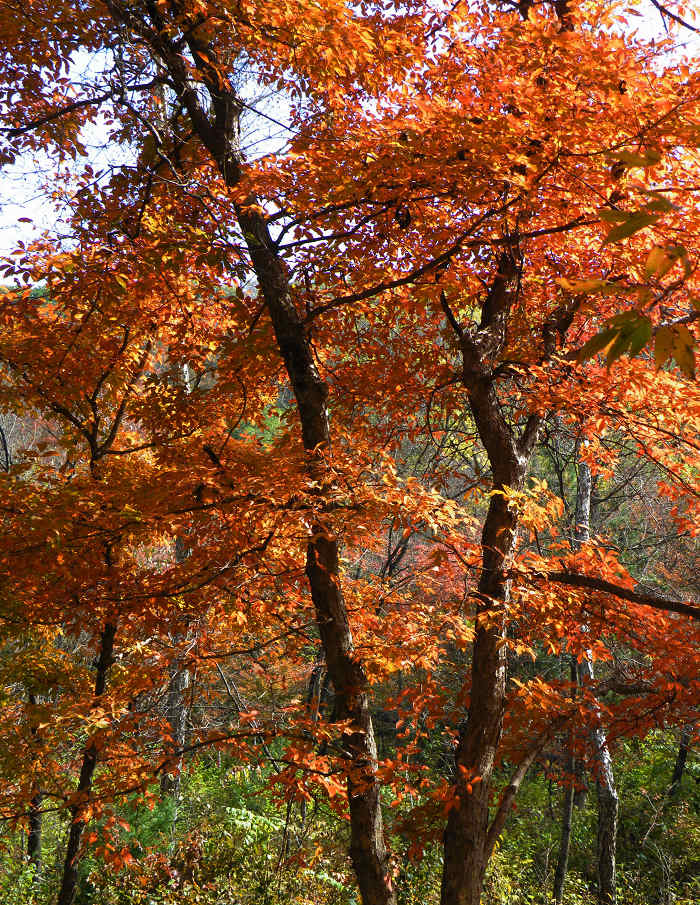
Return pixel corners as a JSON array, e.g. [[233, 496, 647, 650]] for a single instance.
[[1, 734, 696, 905]]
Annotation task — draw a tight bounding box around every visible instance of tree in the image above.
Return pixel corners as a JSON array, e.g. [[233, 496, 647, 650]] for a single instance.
[[1, 2, 699, 905]]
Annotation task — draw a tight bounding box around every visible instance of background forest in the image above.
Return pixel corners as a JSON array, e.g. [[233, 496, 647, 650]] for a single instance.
[[0, 1, 698, 905]]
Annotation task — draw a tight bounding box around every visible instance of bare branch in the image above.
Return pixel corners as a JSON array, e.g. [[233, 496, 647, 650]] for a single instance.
[[546, 571, 700, 620]]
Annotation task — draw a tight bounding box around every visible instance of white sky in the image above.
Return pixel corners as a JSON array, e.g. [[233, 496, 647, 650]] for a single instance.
[[1, 3, 698, 259]]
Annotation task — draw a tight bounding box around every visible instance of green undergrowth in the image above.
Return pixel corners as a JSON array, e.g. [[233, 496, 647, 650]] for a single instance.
[[0, 732, 696, 905]]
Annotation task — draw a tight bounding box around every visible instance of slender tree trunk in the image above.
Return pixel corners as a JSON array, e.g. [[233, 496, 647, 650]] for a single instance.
[[574, 455, 618, 905], [553, 768, 575, 904], [57, 622, 116, 905], [300, 661, 326, 835], [573, 454, 592, 548], [594, 756, 619, 905], [668, 725, 692, 798], [641, 724, 694, 846], [552, 446, 593, 902], [574, 758, 588, 809], [579, 654, 619, 905], [26, 692, 42, 873], [160, 536, 191, 800], [159, 666, 190, 798], [27, 795, 42, 870], [553, 660, 578, 905]]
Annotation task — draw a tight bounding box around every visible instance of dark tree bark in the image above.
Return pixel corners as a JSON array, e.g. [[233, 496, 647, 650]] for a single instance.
[[668, 725, 692, 798], [99, 7, 396, 902], [27, 692, 43, 877], [440, 256, 542, 905], [438, 256, 578, 905], [553, 443, 592, 903], [237, 139, 395, 905], [27, 795, 42, 870], [440, 489, 521, 905], [553, 660, 578, 905], [57, 622, 116, 905], [574, 757, 589, 809], [241, 222, 394, 905], [641, 723, 694, 846], [553, 766, 575, 905], [26, 693, 42, 873]]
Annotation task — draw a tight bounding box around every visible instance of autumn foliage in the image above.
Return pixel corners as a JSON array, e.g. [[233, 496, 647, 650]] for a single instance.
[[0, 1, 699, 904]]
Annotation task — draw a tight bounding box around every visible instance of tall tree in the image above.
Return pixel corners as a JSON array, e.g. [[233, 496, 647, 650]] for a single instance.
[[1, 3, 699, 905]]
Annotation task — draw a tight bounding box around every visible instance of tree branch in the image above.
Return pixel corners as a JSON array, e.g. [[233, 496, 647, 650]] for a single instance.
[[647, 0, 699, 32], [485, 740, 544, 860], [546, 572, 700, 620]]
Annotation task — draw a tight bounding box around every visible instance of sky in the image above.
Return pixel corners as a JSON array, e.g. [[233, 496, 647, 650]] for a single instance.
[[0, 43, 290, 260], [1, 1, 698, 259]]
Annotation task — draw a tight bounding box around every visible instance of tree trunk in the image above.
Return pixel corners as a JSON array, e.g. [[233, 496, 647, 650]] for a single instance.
[[594, 760, 619, 905], [574, 455, 618, 905], [231, 167, 395, 905], [579, 653, 619, 905], [27, 795, 42, 869], [553, 659, 578, 905], [668, 724, 692, 798], [100, 19, 397, 898], [553, 771, 575, 905], [552, 447, 593, 902], [159, 665, 190, 798], [574, 758, 588, 809], [160, 535, 191, 800], [440, 491, 519, 905], [57, 622, 116, 905], [161, 657, 191, 857], [305, 531, 394, 905], [26, 693, 42, 873], [573, 454, 592, 548], [440, 255, 541, 905]]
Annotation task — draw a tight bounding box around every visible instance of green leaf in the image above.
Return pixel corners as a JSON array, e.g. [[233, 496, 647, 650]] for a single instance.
[[644, 198, 675, 214], [645, 245, 674, 278], [645, 244, 688, 279], [607, 310, 643, 328], [654, 324, 697, 378], [625, 317, 652, 358], [579, 313, 653, 367], [577, 328, 617, 362], [671, 245, 692, 278], [608, 148, 662, 168], [640, 190, 677, 212], [598, 209, 630, 224], [557, 277, 624, 294], [605, 330, 631, 366], [603, 212, 659, 245]]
